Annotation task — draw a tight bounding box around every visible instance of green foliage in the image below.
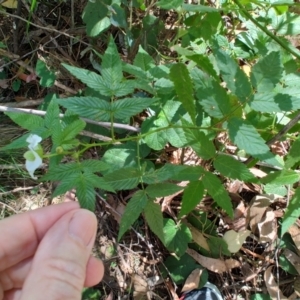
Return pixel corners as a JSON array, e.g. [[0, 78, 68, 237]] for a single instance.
[[4, 1, 300, 282]]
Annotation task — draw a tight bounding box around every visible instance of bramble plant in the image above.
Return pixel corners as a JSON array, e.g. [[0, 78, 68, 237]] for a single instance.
[[3, 0, 300, 292]]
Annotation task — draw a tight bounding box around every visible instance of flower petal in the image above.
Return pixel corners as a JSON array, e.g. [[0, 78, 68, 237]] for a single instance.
[[25, 149, 42, 179], [26, 134, 42, 149]]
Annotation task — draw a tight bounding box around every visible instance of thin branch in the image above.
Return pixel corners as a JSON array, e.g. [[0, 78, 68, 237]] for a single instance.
[[0, 105, 140, 132]]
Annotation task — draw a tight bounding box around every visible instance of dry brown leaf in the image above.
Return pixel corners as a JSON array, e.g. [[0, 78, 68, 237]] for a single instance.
[[249, 167, 267, 178], [288, 225, 300, 255], [283, 249, 300, 274], [181, 268, 203, 293], [186, 222, 210, 251], [0, 79, 8, 89], [249, 195, 273, 232], [1, 0, 18, 8], [223, 229, 251, 253], [257, 210, 277, 243], [132, 274, 148, 300], [264, 266, 287, 299], [294, 276, 300, 296], [186, 248, 240, 273]]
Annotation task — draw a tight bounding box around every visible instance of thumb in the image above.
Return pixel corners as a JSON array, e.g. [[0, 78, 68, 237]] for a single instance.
[[20, 209, 97, 300]]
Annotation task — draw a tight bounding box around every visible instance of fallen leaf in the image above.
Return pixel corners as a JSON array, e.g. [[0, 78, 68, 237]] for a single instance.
[[1, 0, 18, 8], [0, 79, 8, 89], [257, 210, 277, 243], [186, 248, 240, 273], [223, 229, 251, 253], [283, 248, 300, 275], [288, 224, 300, 255], [181, 268, 203, 293], [264, 266, 287, 299], [132, 274, 148, 300], [249, 167, 267, 178], [105, 291, 114, 300], [185, 222, 210, 251]]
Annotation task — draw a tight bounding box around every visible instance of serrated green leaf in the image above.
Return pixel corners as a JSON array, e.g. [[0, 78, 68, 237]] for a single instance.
[[101, 36, 123, 89], [103, 167, 142, 190], [183, 126, 215, 160], [285, 137, 300, 169], [58, 97, 111, 121], [197, 80, 231, 118], [82, 171, 115, 193], [55, 119, 86, 145], [75, 173, 96, 211], [5, 112, 44, 131], [169, 63, 196, 123], [133, 46, 154, 71], [144, 201, 165, 243], [142, 164, 176, 184], [0, 133, 31, 151], [228, 117, 282, 168], [122, 62, 148, 80], [282, 188, 300, 236], [179, 181, 205, 218], [118, 190, 148, 240], [212, 48, 252, 102], [213, 155, 256, 182], [62, 64, 106, 91], [157, 0, 183, 9], [250, 51, 283, 91], [170, 166, 204, 181], [163, 219, 192, 256], [202, 172, 233, 218], [44, 100, 60, 129], [82, 0, 109, 36], [81, 160, 109, 172], [261, 170, 300, 185], [112, 97, 156, 120], [52, 173, 79, 198], [110, 3, 127, 28], [42, 162, 82, 181], [146, 183, 183, 198], [187, 54, 218, 80]]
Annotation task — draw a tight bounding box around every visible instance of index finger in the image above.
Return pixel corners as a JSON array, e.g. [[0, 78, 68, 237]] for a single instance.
[[0, 201, 79, 272]]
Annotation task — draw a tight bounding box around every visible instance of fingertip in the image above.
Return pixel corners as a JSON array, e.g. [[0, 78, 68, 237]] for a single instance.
[[84, 257, 105, 287]]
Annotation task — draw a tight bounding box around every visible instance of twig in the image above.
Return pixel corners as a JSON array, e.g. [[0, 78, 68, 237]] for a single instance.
[[0, 201, 18, 213], [0, 105, 140, 132], [0, 186, 37, 196], [4, 99, 44, 107]]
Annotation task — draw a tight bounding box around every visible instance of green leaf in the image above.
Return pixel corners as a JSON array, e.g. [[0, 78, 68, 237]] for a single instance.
[[55, 119, 86, 145], [118, 190, 148, 240], [58, 97, 111, 121], [110, 3, 127, 28], [82, 0, 109, 36], [42, 162, 82, 181], [182, 3, 219, 12], [262, 170, 300, 185], [179, 181, 205, 218], [101, 36, 123, 90], [197, 81, 231, 118], [142, 164, 177, 184], [75, 173, 97, 211], [202, 172, 233, 218], [163, 219, 192, 256], [183, 126, 215, 160], [52, 173, 79, 198], [144, 201, 165, 243], [170, 166, 204, 181], [157, 0, 183, 9], [212, 48, 252, 102], [112, 97, 156, 120], [162, 254, 200, 284], [250, 51, 283, 91], [146, 183, 183, 198], [285, 137, 300, 169], [1, 134, 30, 151], [133, 46, 154, 71], [36, 59, 56, 87], [5, 112, 44, 131], [62, 64, 106, 91], [228, 117, 282, 168], [250, 294, 271, 300], [281, 188, 300, 236], [169, 63, 196, 123], [213, 155, 257, 182], [44, 99, 60, 129], [103, 167, 142, 190], [81, 160, 109, 172]]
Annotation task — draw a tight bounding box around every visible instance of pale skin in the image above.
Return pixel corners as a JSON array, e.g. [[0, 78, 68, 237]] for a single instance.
[[0, 202, 104, 300]]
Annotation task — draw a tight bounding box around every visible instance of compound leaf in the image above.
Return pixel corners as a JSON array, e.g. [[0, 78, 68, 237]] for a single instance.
[[5, 112, 44, 131], [146, 183, 183, 198]]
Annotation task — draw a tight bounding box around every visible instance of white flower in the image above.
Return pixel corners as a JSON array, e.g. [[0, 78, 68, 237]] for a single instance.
[[24, 134, 43, 180]]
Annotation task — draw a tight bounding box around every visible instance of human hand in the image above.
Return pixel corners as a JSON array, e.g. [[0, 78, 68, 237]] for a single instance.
[[0, 202, 104, 300]]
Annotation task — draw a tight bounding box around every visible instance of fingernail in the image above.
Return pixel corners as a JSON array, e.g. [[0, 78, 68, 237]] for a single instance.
[[68, 210, 97, 246]]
